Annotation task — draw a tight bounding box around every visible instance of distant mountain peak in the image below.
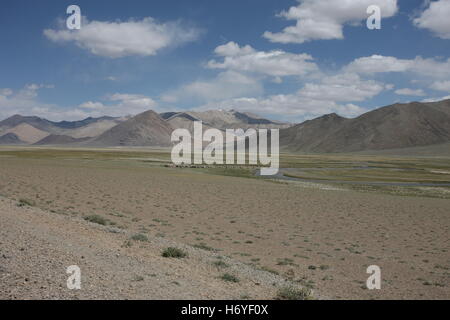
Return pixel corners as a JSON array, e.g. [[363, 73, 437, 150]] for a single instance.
[[281, 99, 450, 153]]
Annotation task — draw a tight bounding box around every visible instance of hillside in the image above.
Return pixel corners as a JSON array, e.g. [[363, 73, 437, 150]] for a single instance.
[[1, 99, 450, 151], [0, 123, 50, 144], [161, 110, 290, 130], [33, 135, 91, 145], [280, 99, 450, 153], [89, 110, 173, 147], [0, 133, 25, 145]]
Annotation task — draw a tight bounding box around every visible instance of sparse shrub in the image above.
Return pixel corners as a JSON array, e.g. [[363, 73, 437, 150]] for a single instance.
[[260, 266, 279, 275], [130, 233, 148, 242], [122, 240, 132, 248], [277, 258, 297, 266], [17, 198, 34, 207], [84, 214, 107, 225], [193, 242, 216, 251], [220, 273, 239, 283], [133, 275, 144, 281], [162, 247, 187, 258], [213, 260, 229, 268], [276, 286, 313, 300]]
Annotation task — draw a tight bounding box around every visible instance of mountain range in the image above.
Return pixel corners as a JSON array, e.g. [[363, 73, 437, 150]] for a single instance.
[[1, 99, 449, 153]]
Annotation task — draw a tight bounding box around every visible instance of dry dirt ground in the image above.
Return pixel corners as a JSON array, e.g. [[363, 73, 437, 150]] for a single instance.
[[0, 195, 296, 300], [0, 150, 449, 300]]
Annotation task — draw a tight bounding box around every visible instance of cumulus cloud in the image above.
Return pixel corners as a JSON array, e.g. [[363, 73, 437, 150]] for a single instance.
[[192, 72, 386, 120], [207, 42, 318, 78], [345, 54, 450, 78], [195, 95, 366, 120], [0, 84, 57, 120], [0, 88, 13, 96], [44, 17, 200, 58], [394, 88, 426, 96], [414, 0, 450, 39], [263, 0, 398, 43], [78, 101, 105, 110], [78, 93, 157, 116], [298, 73, 388, 102], [430, 80, 450, 91], [0, 84, 157, 121], [422, 95, 450, 102], [161, 43, 396, 120], [161, 70, 263, 103]]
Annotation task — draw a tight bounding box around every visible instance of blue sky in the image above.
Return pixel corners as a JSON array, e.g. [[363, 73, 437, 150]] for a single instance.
[[1, 0, 450, 121]]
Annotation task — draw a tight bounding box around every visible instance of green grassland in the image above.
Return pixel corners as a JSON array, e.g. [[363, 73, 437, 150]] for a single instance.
[[1, 146, 449, 198]]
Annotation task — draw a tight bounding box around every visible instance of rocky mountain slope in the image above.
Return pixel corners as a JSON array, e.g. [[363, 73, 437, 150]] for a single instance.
[[2, 99, 450, 152], [280, 99, 450, 153], [88, 110, 173, 147], [0, 133, 25, 145], [161, 109, 290, 131]]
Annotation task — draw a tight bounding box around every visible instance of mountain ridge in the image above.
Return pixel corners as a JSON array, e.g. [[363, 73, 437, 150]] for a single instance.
[[280, 99, 450, 153], [1, 99, 449, 153]]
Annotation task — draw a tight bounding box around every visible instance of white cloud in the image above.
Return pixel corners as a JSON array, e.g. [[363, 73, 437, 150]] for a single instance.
[[108, 93, 157, 109], [414, 0, 450, 39], [25, 83, 55, 90], [0, 88, 13, 96], [430, 80, 450, 91], [78, 93, 157, 116], [163, 43, 395, 120], [207, 42, 318, 78], [79, 101, 105, 110], [345, 54, 450, 78], [44, 17, 199, 58], [195, 95, 366, 120], [0, 85, 57, 120], [0, 85, 157, 121], [298, 73, 387, 102], [193, 72, 386, 120], [422, 95, 450, 102], [263, 0, 398, 44], [394, 88, 426, 96], [346, 55, 411, 73], [161, 70, 263, 103]]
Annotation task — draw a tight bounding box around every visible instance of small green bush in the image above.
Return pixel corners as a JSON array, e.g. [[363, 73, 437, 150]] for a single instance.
[[84, 215, 107, 225], [193, 242, 216, 251], [220, 273, 239, 283], [276, 286, 313, 300], [213, 260, 229, 268], [162, 247, 187, 258], [17, 198, 35, 207], [130, 233, 148, 242]]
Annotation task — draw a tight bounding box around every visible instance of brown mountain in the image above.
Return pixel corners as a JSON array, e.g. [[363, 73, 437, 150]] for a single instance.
[[0, 114, 126, 138], [89, 110, 173, 147], [161, 109, 290, 131], [0, 133, 26, 145], [280, 99, 450, 153], [0, 123, 50, 144], [33, 135, 91, 146]]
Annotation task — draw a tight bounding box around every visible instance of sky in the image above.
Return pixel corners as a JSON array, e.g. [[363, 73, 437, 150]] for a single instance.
[[0, 0, 450, 122]]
